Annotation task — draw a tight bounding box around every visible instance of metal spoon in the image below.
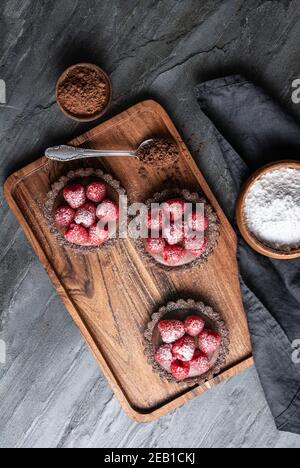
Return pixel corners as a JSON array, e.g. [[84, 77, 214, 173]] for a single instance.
[[45, 139, 155, 162]]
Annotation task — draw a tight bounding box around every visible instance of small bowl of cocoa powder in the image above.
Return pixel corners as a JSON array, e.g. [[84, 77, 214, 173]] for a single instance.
[[56, 63, 112, 122]]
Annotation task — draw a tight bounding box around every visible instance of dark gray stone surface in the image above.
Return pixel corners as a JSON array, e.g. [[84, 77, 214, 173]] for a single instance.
[[1, 0, 300, 448]]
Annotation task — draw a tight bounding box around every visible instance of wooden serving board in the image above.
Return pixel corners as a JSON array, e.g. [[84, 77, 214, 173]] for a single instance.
[[4, 100, 253, 422]]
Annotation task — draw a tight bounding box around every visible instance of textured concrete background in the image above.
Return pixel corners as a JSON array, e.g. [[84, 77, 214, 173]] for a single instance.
[[1, 0, 300, 448]]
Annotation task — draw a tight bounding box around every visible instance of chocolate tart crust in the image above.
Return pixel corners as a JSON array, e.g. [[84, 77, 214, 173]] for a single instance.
[[44, 168, 126, 254], [134, 188, 220, 271], [144, 299, 230, 386]]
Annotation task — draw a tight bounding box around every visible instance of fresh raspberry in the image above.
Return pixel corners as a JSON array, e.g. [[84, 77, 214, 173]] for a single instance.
[[190, 351, 210, 373], [162, 223, 184, 245], [163, 198, 185, 222], [158, 320, 185, 344], [96, 199, 119, 222], [170, 360, 190, 381], [184, 315, 205, 337], [172, 335, 195, 362], [184, 235, 208, 254], [163, 244, 185, 265], [154, 344, 173, 365], [187, 211, 209, 232], [54, 205, 75, 227], [145, 237, 166, 255], [189, 238, 208, 258], [64, 224, 89, 245], [63, 184, 86, 209], [88, 223, 109, 246], [86, 181, 107, 203], [198, 329, 221, 354], [147, 208, 165, 231], [74, 202, 97, 228]]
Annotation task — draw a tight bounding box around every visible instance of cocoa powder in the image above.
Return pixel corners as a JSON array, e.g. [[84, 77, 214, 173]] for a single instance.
[[57, 65, 110, 118], [137, 138, 179, 167]]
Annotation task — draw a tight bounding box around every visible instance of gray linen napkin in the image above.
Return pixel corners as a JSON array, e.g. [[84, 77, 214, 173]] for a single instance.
[[195, 75, 300, 434]]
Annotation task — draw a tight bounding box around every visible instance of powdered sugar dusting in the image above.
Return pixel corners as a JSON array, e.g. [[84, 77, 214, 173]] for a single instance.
[[244, 167, 300, 251]]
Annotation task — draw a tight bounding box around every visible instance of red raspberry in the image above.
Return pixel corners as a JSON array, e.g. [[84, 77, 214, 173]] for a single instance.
[[170, 360, 190, 381], [88, 223, 109, 246], [154, 344, 173, 365], [184, 235, 208, 255], [147, 208, 164, 231], [54, 205, 75, 227], [162, 223, 184, 245], [63, 184, 86, 209], [163, 198, 185, 222], [163, 244, 185, 265], [184, 315, 205, 337], [74, 202, 97, 228], [96, 199, 119, 222], [189, 238, 208, 258], [158, 320, 185, 344], [198, 329, 221, 354], [190, 351, 210, 373], [172, 334, 195, 362], [145, 237, 166, 255], [86, 181, 107, 203], [187, 211, 209, 231], [64, 224, 89, 245]]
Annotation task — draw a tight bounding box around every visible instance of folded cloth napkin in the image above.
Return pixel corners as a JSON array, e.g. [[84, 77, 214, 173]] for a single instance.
[[195, 75, 300, 434]]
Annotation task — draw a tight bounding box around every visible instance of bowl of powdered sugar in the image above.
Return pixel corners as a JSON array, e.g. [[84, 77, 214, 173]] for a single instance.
[[236, 161, 300, 259]]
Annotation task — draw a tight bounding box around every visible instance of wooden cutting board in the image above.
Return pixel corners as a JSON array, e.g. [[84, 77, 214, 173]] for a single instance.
[[4, 100, 253, 422]]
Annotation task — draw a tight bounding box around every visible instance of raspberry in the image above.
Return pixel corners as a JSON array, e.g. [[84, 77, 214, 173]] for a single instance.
[[163, 198, 185, 222], [88, 223, 109, 246], [63, 184, 86, 209], [145, 237, 166, 255], [184, 315, 205, 337], [163, 244, 185, 265], [170, 360, 190, 381], [64, 224, 89, 245], [154, 344, 173, 365], [162, 223, 184, 245], [172, 335, 195, 362], [189, 238, 208, 258], [184, 236, 208, 256], [187, 211, 209, 232], [74, 202, 97, 228], [96, 199, 119, 222], [190, 351, 210, 373], [54, 205, 75, 227], [198, 329, 221, 354], [86, 181, 107, 203], [158, 320, 185, 344], [147, 208, 164, 231]]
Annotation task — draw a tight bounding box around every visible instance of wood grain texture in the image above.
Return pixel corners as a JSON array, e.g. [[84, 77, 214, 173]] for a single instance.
[[4, 100, 252, 422]]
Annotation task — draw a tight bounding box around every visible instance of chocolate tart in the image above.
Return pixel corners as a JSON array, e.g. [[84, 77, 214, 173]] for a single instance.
[[134, 188, 220, 271], [144, 299, 229, 386], [44, 168, 126, 253]]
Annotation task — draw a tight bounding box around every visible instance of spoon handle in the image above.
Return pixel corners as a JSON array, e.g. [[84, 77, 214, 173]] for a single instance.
[[45, 145, 136, 162]]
